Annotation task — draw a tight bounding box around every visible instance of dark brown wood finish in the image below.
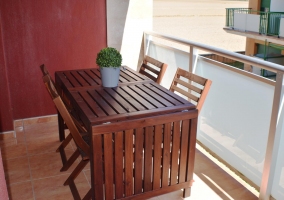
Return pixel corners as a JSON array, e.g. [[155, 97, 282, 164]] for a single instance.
[[55, 67, 150, 90], [67, 82, 195, 129], [91, 110, 197, 200], [55, 66, 198, 200]]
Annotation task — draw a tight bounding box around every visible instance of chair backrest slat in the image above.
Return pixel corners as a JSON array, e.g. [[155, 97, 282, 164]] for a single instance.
[[176, 69, 207, 85], [142, 63, 160, 75], [170, 68, 212, 112], [173, 78, 202, 94], [171, 85, 199, 102], [139, 56, 168, 84]]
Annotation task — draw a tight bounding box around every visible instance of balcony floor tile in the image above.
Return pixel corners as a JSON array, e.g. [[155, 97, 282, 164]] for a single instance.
[[0, 115, 258, 199]]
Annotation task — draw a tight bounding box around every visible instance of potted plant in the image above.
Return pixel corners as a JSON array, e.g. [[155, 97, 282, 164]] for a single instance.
[[96, 47, 122, 88]]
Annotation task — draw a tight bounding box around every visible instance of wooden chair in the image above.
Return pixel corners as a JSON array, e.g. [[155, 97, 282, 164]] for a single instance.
[[170, 68, 212, 111], [41, 68, 91, 200], [39, 65, 84, 170], [139, 56, 168, 84]]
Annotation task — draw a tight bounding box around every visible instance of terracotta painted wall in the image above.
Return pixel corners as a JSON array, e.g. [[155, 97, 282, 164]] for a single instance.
[[0, 16, 13, 132], [0, 0, 107, 132]]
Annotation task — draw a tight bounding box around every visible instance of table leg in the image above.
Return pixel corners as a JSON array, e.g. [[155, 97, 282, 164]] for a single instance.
[[183, 187, 191, 198], [57, 110, 65, 141]]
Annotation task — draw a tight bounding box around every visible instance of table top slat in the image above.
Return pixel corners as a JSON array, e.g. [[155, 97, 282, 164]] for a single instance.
[[90, 69, 102, 79], [118, 74, 129, 83], [95, 89, 128, 115], [70, 71, 90, 86], [84, 69, 101, 85], [119, 71, 137, 82], [87, 88, 118, 116], [144, 83, 190, 105], [71, 92, 98, 122], [128, 85, 165, 108], [55, 72, 73, 88], [78, 91, 107, 117], [120, 85, 156, 110], [77, 70, 100, 86], [122, 67, 148, 81], [112, 87, 147, 111], [64, 71, 81, 87], [135, 84, 174, 107], [104, 89, 137, 113]]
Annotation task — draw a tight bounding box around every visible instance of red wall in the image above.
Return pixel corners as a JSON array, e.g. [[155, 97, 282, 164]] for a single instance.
[[0, 0, 107, 132], [0, 17, 14, 131]]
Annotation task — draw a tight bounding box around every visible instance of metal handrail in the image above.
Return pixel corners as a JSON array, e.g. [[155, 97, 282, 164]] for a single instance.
[[144, 31, 284, 73]]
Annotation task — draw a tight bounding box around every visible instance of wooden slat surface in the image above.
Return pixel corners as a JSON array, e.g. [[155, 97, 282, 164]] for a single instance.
[[170, 121, 181, 186], [92, 135, 104, 200], [55, 67, 150, 89], [153, 124, 162, 190], [68, 82, 195, 126], [64, 71, 82, 87], [103, 133, 114, 200], [178, 119, 190, 183], [143, 126, 153, 192], [134, 128, 143, 194], [77, 70, 100, 86], [162, 123, 171, 187], [125, 129, 134, 197], [184, 118, 197, 197], [90, 111, 198, 200], [114, 131, 124, 199]]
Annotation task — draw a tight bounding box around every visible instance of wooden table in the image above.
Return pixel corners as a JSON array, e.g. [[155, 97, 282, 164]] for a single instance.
[[55, 67, 198, 199]]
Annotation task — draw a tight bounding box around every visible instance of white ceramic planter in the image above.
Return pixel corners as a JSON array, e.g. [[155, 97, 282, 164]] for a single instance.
[[100, 67, 121, 88]]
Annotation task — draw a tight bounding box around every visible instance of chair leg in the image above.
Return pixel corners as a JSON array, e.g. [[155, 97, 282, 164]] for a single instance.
[[57, 111, 65, 141], [60, 149, 80, 172], [82, 189, 92, 200], [64, 159, 89, 186], [57, 134, 74, 167], [56, 133, 73, 152], [69, 180, 81, 200]]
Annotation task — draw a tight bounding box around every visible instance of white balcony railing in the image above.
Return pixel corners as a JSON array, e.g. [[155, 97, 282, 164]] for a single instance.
[[142, 31, 284, 200]]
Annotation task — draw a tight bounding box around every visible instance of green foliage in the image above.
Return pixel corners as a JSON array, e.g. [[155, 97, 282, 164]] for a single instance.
[[96, 47, 122, 68]]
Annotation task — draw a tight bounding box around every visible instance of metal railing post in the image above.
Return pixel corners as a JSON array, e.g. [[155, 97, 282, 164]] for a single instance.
[[189, 46, 198, 73], [189, 46, 193, 73], [259, 72, 284, 200]]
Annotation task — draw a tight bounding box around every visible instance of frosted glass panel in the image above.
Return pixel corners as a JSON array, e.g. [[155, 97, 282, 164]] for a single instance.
[[196, 58, 274, 186]]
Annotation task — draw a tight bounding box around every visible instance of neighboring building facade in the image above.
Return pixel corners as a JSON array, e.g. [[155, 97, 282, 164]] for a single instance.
[[224, 0, 284, 77]]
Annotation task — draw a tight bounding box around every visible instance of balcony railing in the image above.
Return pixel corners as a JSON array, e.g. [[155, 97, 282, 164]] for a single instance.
[[225, 8, 284, 37], [142, 31, 284, 200]]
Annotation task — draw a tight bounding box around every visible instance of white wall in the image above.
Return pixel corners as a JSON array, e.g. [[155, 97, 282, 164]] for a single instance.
[[270, 0, 284, 12], [107, 0, 152, 70]]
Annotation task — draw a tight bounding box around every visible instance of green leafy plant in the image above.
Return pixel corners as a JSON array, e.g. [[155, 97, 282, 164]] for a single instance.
[[96, 47, 122, 68]]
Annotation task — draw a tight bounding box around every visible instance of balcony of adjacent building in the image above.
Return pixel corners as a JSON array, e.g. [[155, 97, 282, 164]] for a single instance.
[[223, 8, 284, 46]]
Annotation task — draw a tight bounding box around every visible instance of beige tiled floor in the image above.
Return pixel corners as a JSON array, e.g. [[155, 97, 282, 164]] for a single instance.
[[1, 115, 259, 200]]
